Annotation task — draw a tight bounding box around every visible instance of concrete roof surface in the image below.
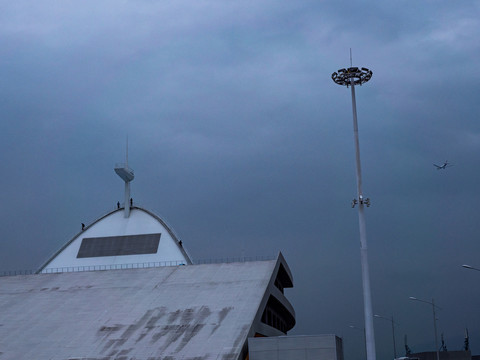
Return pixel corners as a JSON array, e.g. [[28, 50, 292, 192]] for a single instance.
[[0, 260, 277, 360]]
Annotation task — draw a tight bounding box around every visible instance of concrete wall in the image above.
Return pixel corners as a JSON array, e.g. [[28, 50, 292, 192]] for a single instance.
[[248, 334, 343, 360]]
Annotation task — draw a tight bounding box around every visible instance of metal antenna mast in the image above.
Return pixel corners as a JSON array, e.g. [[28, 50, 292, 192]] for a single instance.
[[114, 138, 135, 218], [331, 65, 375, 360]]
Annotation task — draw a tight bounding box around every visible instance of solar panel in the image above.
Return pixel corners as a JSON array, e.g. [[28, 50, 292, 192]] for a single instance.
[[77, 233, 161, 258]]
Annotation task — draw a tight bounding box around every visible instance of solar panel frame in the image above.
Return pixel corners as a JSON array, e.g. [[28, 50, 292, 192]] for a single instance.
[[76, 233, 161, 258]]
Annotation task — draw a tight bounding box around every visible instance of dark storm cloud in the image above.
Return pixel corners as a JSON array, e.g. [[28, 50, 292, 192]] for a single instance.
[[1, 1, 480, 360]]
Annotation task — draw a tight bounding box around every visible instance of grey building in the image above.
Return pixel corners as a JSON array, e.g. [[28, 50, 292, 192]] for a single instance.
[[249, 334, 344, 360]]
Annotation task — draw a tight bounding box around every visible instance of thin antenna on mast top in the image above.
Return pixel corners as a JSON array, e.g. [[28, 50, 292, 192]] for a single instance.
[[350, 48, 353, 67], [126, 135, 129, 167]]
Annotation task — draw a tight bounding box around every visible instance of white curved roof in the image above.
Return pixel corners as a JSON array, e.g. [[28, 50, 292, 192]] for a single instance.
[[38, 207, 191, 273]]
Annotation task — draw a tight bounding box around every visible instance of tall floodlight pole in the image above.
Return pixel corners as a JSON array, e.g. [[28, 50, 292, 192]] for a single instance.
[[332, 66, 375, 360]]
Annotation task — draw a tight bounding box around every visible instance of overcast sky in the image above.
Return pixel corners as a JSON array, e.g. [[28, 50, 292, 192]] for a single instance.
[[1, 1, 480, 360]]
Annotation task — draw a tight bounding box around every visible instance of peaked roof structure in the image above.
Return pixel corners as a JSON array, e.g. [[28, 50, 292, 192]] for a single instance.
[[38, 206, 192, 273], [36, 154, 192, 274], [0, 255, 295, 360]]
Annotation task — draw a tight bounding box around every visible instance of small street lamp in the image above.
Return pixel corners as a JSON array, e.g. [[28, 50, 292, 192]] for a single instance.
[[374, 314, 397, 359], [409, 297, 441, 360], [349, 325, 367, 360]]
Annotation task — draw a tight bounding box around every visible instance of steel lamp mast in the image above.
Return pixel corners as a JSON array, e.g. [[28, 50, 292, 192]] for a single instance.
[[331, 65, 375, 360]]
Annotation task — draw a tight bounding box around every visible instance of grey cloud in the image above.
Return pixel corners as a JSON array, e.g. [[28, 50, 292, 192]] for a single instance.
[[1, 2, 480, 360]]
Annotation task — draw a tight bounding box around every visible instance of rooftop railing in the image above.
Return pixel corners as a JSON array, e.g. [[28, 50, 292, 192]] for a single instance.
[[0, 255, 276, 277]]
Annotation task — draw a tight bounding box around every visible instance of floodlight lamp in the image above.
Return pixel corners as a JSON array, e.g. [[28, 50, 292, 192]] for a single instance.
[[331, 66, 373, 87]]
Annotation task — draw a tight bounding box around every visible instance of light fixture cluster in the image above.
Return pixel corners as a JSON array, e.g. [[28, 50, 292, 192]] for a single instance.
[[331, 67, 373, 87]]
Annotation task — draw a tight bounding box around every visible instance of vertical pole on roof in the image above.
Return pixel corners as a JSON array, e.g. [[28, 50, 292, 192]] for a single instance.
[[125, 180, 131, 217], [125, 136, 130, 218], [114, 137, 135, 218]]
